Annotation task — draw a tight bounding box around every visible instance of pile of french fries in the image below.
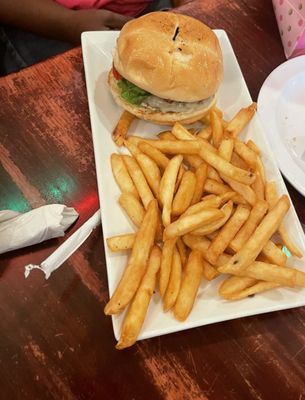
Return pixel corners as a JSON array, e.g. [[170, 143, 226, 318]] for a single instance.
[[104, 103, 303, 350]]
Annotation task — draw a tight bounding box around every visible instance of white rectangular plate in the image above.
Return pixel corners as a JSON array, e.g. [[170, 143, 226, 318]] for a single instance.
[[82, 30, 305, 342]]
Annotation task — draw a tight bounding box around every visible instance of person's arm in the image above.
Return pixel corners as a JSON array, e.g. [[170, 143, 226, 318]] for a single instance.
[[0, 0, 131, 44]]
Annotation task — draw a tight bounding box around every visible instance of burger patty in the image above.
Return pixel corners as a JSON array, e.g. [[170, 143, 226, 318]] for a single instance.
[[141, 94, 214, 113]]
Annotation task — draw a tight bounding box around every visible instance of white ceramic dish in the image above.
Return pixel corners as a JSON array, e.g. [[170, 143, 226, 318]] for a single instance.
[[257, 55, 305, 198], [82, 31, 305, 342]]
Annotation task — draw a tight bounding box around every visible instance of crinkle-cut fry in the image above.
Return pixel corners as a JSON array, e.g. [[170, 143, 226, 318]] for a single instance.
[[123, 139, 141, 156], [219, 195, 290, 274], [191, 201, 234, 236], [107, 233, 135, 252], [198, 145, 256, 185], [163, 208, 225, 240], [116, 245, 161, 349], [112, 111, 136, 146], [206, 204, 250, 265], [111, 153, 139, 199], [118, 193, 145, 228], [204, 178, 247, 205], [173, 250, 203, 321], [265, 182, 303, 258], [230, 200, 268, 252], [137, 141, 169, 171], [234, 139, 258, 169], [211, 109, 223, 148], [224, 103, 257, 138], [159, 238, 177, 298], [135, 153, 161, 198], [172, 171, 196, 216], [191, 162, 208, 204], [163, 246, 182, 312], [122, 155, 154, 210], [104, 199, 159, 315], [159, 154, 183, 227]]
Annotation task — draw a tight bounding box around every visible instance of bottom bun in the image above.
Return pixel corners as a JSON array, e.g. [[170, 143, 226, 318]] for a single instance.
[[108, 70, 216, 125]]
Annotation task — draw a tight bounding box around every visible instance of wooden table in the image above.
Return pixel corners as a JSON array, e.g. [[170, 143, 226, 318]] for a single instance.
[[1, 1, 305, 399]]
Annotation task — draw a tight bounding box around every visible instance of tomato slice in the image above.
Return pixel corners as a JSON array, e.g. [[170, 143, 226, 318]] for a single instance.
[[112, 65, 122, 80]]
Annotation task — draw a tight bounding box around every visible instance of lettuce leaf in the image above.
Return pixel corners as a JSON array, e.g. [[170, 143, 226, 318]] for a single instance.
[[117, 79, 150, 105]]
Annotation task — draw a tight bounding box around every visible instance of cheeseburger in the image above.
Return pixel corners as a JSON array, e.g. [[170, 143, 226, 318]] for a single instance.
[[108, 12, 223, 125]]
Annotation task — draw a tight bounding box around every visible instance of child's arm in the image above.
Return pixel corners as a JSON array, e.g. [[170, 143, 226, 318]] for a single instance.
[[0, 0, 131, 44]]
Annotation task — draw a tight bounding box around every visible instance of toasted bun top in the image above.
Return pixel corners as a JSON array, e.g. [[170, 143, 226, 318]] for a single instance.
[[113, 12, 223, 102]]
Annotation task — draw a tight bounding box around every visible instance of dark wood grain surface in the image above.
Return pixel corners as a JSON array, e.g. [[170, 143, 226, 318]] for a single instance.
[[1, 1, 305, 399]]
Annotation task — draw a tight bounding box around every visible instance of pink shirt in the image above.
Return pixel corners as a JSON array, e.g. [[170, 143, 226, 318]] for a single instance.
[[55, 0, 153, 16]]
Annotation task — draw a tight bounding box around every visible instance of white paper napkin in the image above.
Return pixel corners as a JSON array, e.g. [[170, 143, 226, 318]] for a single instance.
[[0, 204, 79, 255], [24, 209, 101, 279]]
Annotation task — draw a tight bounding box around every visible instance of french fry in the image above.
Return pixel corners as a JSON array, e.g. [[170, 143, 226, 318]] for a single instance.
[[197, 125, 212, 140], [221, 175, 256, 206], [112, 111, 136, 146], [191, 200, 234, 236], [204, 179, 247, 205], [191, 162, 208, 204], [183, 196, 222, 217], [218, 137, 234, 161], [260, 240, 287, 266], [252, 172, 265, 200], [158, 131, 176, 140], [202, 258, 219, 281], [231, 151, 249, 170], [198, 144, 256, 185], [118, 193, 145, 227], [159, 238, 177, 298], [234, 139, 258, 169], [230, 200, 268, 252], [207, 166, 223, 182], [104, 199, 159, 315], [159, 154, 183, 226], [107, 233, 135, 252], [221, 281, 281, 300], [224, 103, 257, 138], [111, 154, 139, 199], [123, 139, 141, 156], [246, 139, 261, 155], [130, 137, 201, 155], [163, 208, 225, 240], [176, 237, 188, 266], [173, 250, 203, 321], [122, 155, 155, 209], [265, 182, 302, 258], [211, 110, 223, 148], [219, 275, 257, 299], [219, 195, 290, 274], [172, 171, 196, 216], [207, 204, 250, 264], [238, 261, 305, 288], [163, 246, 182, 312], [116, 245, 161, 349], [135, 153, 161, 198], [172, 122, 196, 140], [138, 141, 169, 171]]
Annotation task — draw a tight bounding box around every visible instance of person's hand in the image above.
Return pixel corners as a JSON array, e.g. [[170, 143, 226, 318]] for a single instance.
[[68, 9, 133, 44]]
